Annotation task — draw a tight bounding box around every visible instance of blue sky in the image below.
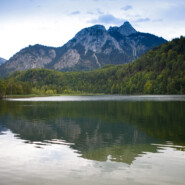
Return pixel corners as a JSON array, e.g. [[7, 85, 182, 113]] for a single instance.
[[0, 0, 185, 59]]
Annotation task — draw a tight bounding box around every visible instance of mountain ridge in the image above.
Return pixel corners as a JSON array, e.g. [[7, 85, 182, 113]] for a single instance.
[[0, 21, 167, 78], [1, 36, 184, 96], [0, 57, 6, 66]]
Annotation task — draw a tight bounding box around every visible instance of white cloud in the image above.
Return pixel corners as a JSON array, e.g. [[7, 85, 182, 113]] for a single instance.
[[69, 11, 81, 15], [135, 18, 150, 23], [121, 5, 132, 11], [89, 14, 125, 25]]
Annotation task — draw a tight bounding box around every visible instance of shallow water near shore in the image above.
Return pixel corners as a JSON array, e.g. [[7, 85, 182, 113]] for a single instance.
[[0, 95, 185, 185], [7, 94, 185, 102]]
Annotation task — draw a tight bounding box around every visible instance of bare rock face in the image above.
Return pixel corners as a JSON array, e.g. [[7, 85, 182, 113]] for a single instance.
[[54, 49, 80, 70], [0, 45, 57, 77], [108, 21, 137, 36], [0, 21, 167, 77]]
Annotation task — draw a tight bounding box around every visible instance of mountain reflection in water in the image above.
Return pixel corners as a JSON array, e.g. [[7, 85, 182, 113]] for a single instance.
[[1, 99, 185, 165]]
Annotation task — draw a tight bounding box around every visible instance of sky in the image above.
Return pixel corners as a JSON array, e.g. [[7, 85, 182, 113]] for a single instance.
[[0, 0, 185, 60]]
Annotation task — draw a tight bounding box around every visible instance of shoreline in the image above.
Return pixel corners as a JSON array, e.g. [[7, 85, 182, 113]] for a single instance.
[[3, 93, 106, 99]]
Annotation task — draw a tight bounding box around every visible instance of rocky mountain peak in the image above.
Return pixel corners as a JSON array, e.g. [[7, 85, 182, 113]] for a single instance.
[[72, 24, 108, 53], [90, 25, 106, 31], [75, 25, 106, 40], [119, 21, 137, 35], [108, 21, 137, 36]]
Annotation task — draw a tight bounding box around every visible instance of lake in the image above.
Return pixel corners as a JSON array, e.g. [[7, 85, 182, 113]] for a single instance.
[[0, 95, 185, 185]]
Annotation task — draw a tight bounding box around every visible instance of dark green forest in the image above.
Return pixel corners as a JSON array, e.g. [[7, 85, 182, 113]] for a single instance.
[[0, 36, 184, 97]]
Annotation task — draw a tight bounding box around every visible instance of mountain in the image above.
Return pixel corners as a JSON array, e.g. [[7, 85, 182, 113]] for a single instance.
[[5, 36, 184, 95], [0, 21, 167, 78], [0, 57, 6, 66]]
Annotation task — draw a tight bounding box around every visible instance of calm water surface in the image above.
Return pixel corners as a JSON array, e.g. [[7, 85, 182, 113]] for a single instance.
[[0, 95, 185, 185]]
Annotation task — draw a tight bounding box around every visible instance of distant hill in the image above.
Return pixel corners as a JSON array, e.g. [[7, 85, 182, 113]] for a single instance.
[[0, 21, 166, 78], [0, 57, 6, 66], [7, 36, 185, 95]]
